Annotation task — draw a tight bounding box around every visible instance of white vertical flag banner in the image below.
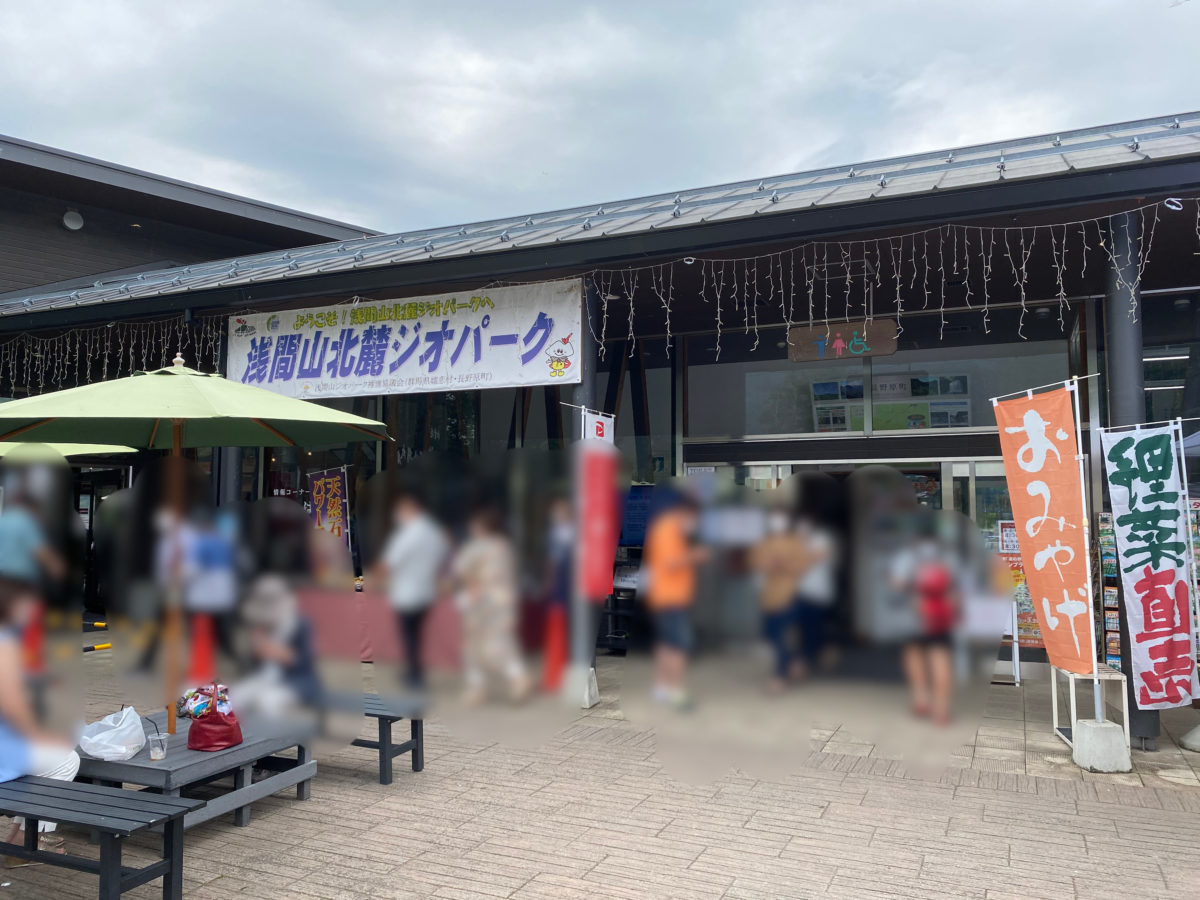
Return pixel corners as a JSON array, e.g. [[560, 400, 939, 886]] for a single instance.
[[582, 411, 614, 443], [1099, 422, 1200, 709]]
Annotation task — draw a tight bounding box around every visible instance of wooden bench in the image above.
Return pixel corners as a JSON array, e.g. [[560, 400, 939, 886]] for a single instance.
[[0, 776, 203, 899], [319, 691, 425, 784], [354, 693, 424, 785]]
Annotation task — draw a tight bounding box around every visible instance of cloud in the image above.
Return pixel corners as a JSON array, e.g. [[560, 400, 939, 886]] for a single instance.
[[0, 1, 1196, 233]]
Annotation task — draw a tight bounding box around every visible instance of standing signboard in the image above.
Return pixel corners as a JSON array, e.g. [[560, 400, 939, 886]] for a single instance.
[[307, 467, 351, 550], [998, 520, 1042, 649], [228, 280, 582, 398], [994, 385, 1096, 676], [1099, 422, 1200, 709]]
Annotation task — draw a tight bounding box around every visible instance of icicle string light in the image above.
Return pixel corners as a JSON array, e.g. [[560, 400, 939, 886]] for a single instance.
[[5, 197, 1194, 389], [580, 197, 1188, 341], [0, 312, 224, 396]]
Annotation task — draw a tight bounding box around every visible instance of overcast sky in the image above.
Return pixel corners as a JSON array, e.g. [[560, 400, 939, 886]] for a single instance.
[[1, 1, 1197, 234]]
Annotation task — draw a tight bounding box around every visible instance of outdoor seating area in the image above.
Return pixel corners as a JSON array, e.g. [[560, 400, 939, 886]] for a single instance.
[[77, 711, 316, 832], [0, 648, 1197, 899]]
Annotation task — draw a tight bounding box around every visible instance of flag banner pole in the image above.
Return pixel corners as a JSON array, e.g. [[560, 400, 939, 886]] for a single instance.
[[559, 400, 609, 417], [1172, 419, 1200, 685], [1068, 378, 1104, 721], [1103, 415, 1200, 432], [990, 373, 1099, 405]]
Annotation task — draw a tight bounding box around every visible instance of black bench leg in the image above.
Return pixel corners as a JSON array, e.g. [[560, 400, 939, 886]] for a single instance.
[[378, 717, 393, 785], [297, 743, 312, 801], [162, 818, 184, 900], [23, 820, 38, 851], [99, 832, 123, 900], [411, 719, 424, 773], [233, 765, 253, 827]]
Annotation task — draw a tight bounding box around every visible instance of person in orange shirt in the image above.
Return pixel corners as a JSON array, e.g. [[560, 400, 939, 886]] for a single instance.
[[641, 495, 707, 709]]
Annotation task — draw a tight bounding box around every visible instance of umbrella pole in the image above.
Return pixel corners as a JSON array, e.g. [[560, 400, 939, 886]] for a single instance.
[[165, 419, 183, 735]]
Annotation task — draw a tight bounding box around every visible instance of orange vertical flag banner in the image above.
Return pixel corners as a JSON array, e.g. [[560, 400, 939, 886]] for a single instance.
[[994, 386, 1095, 675]]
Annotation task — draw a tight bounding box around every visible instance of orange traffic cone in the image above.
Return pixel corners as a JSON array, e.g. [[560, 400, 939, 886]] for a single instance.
[[186, 613, 216, 684], [21, 604, 44, 674], [541, 605, 568, 692]]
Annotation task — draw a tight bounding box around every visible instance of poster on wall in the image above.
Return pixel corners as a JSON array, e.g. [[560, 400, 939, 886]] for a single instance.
[[994, 385, 1095, 675], [998, 520, 1043, 649], [227, 280, 582, 398], [307, 467, 350, 549], [1099, 423, 1199, 709]]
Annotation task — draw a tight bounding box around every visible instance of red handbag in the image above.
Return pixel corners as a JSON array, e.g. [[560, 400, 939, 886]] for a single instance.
[[186, 683, 244, 751]]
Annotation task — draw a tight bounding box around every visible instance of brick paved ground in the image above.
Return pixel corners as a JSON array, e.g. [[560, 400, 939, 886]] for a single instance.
[[3, 652, 1199, 899]]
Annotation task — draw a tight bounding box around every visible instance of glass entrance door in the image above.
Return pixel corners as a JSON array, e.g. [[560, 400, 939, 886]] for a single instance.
[[972, 461, 1012, 551], [698, 458, 1015, 530]]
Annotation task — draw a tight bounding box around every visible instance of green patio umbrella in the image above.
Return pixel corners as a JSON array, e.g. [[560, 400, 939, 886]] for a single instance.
[[0, 354, 389, 732], [0, 355, 388, 449], [0, 442, 137, 458]]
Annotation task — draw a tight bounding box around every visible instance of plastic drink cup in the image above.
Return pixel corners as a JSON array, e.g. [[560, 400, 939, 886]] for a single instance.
[[148, 733, 168, 761]]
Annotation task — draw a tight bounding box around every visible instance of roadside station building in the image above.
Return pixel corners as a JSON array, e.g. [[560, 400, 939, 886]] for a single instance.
[[3, 112, 1200, 740]]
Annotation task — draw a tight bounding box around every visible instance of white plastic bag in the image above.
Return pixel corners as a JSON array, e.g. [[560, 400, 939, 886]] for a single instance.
[[79, 707, 146, 761]]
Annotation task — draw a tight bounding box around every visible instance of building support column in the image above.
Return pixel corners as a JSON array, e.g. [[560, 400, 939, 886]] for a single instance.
[[573, 281, 600, 436], [1104, 210, 1159, 748], [217, 447, 243, 505]]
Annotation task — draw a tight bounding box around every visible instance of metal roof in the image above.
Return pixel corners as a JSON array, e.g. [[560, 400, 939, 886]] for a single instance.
[[0, 133, 379, 242], [3, 111, 1199, 320]]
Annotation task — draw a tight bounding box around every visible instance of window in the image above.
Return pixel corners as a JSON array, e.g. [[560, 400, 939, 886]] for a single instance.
[[871, 342, 1068, 430], [687, 331, 865, 437]]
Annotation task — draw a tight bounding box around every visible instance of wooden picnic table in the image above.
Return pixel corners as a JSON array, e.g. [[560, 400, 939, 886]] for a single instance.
[[76, 710, 315, 831]]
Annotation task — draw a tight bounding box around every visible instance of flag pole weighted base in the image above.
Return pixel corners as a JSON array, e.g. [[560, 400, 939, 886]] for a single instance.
[[562, 664, 600, 710], [1072, 719, 1132, 773]]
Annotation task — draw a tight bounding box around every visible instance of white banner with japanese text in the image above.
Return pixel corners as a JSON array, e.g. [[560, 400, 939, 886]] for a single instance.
[[1100, 423, 1200, 709], [227, 279, 582, 397]]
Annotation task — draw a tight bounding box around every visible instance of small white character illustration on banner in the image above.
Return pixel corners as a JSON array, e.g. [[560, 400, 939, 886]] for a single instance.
[[547, 334, 574, 378]]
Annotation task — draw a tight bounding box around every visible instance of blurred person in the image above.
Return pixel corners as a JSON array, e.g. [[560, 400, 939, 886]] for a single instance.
[[376, 490, 448, 692], [642, 493, 706, 710], [309, 524, 355, 589], [749, 507, 808, 693], [230, 575, 321, 718], [891, 533, 959, 725], [0, 583, 79, 864], [133, 503, 183, 673], [0, 485, 67, 606], [543, 495, 574, 616], [540, 494, 573, 692], [183, 506, 240, 662], [451, 505, 531, 705], [148, 504, 237, 672], [0, 484, 68, 678], [792, 512, 838, 679]]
